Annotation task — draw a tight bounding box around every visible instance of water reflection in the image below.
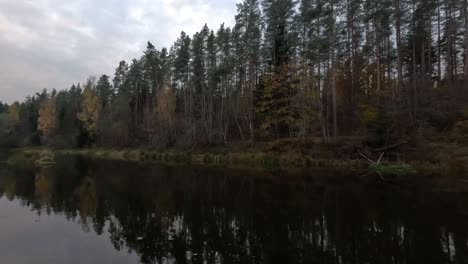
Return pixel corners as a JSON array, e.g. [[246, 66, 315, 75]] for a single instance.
[[0, 155, 468, 264]]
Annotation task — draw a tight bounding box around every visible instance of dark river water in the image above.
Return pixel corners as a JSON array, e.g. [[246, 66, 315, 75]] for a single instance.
[[0, 154, 468, 264]]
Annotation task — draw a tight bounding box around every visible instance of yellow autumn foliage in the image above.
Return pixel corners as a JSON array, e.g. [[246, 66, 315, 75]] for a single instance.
[[157, 86, 176, 123], [38, 96, 58, 138], [454, 120, 468, 142], [8, 102, 21, 125], [360, 104, 379, 124], [78, 86, 102, 139]]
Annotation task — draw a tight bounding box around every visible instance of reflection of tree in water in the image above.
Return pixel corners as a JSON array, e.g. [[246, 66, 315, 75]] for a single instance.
[[34, 169, 55, 208], [74, 175, 97, 232], [3, 176, 16, 201], [1, 159, 468, 264]]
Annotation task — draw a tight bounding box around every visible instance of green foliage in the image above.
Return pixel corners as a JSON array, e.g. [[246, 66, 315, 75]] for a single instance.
[[6, 151, 35, 167], [361, 103, 397, 147], [371, 163, 417, 177], [173, 32, 191, 86], [0, 101, 7, 114], [113, 61, 129, 94], [262, 0, 297, 68], [262, 153, 281, 168], [96, 75, 113, 108], [55, 84, 83, 147]]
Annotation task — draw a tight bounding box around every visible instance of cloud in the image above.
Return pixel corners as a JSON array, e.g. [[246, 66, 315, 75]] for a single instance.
[[0, 0, 238, 103]]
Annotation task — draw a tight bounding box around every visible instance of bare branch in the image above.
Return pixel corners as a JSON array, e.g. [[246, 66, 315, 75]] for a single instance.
[[377, 152, 385, 165], [358, 150, 376, 165]]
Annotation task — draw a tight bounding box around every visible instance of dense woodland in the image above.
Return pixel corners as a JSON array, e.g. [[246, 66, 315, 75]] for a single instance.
[[1, 0, 468, 150]]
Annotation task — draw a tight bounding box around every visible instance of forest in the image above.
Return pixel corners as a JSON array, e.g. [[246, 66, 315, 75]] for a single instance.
[[0, 0, 467, 155]]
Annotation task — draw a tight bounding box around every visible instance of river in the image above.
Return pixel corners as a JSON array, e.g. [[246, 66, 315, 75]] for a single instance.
[[0, 154, 467, 263]]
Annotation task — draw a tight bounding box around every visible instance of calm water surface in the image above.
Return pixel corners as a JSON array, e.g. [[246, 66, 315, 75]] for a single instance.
[[0, 154, 467, 264]]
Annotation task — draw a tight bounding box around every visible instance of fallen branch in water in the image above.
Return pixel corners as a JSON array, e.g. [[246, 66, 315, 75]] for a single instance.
[[358, 150, 385, 165], [358, 150, 386, 180]]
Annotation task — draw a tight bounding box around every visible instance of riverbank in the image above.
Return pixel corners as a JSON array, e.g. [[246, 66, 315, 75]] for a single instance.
[[8, 147, 425, 180], [8, 138, 468, 178], [19, 148, 366, 170]]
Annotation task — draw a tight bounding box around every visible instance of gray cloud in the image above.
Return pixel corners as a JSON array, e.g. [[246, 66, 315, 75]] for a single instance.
[[0, 0, 238, 103]]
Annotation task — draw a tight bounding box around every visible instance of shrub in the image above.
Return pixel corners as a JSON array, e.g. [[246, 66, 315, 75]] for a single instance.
[[371, 163, 417, 177], [454, 120, 468, 142]]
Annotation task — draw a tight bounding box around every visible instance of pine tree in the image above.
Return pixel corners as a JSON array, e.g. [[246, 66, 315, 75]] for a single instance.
[[159, 47, 170, 87], [113, 61, 129, 95], [234, 0, 262, 142], [262, 0, 297, 69], [96, 75, 113, 108], [127, 58, 145, 124], [54, 85, 82, 147], [0, 102, 7, 114], [173, 32, 191, 87], [192, 29, 208, 134], [258, 0, 299, 138], [173, 31, 192, 123], [143, 41, 160, 108]]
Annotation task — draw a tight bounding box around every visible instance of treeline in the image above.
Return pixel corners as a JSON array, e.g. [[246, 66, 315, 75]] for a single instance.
[[1, 0, 468, 149]]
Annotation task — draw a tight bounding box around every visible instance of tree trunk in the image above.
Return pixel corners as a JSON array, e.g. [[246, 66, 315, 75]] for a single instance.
[[412, 36, 417, 112], [421, 41, 426, 80], [375, 20, 382, 95], [437, 2, 442, 81], [395, 0, 403, 93], [412, 0, 417, 112], [446, 1, 454, 83], [331, 3, 338, 139], [465, 0, 468, 84], [248, 52, 256, 143], [347, 0, 355, 105], [387, 35, 392, 95], [427, 25, 433, 81]]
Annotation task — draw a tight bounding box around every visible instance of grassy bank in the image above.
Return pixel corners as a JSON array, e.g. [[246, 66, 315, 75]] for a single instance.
[[11, 137, 468, 177], [19, 148, 367, 171], [5, 132, 468, 182], [16, 140, 468, 178]]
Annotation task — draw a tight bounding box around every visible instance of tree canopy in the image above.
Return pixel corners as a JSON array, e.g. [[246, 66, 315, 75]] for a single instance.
[[3, 0, 468, 149]]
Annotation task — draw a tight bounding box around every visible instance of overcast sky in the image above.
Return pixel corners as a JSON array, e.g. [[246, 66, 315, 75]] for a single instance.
[[0, 0, 238, 103]]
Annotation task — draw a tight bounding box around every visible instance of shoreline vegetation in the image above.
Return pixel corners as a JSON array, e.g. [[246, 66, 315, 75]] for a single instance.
[[14, 147, 366, 170], [7, 137, 467, 179]]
